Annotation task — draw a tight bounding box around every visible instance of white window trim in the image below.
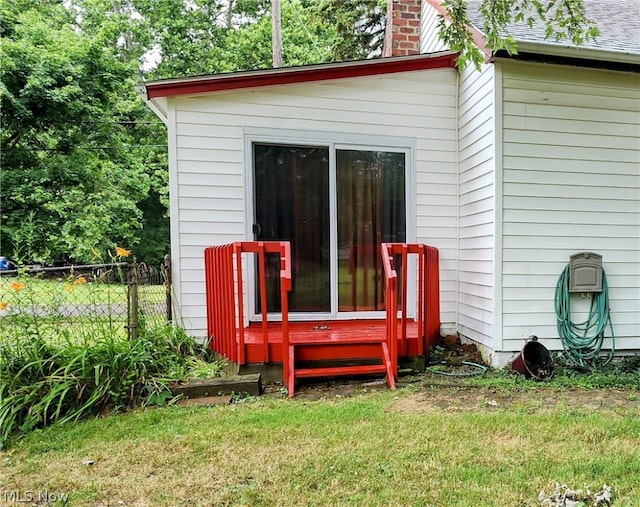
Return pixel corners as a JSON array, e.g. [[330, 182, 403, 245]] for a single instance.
[[244, 127, 416, 323]]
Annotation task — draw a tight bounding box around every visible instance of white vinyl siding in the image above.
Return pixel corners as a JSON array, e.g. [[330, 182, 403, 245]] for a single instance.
[[499, 61, 640, 352], [457, 63, 496, 349], [420, 2, 448, 54], [170, 69, 459, 339]]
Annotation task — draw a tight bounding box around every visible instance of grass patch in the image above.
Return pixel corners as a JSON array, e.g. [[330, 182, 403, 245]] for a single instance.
[[0, 265, 206, 449], [0, 322, 223, 449], [0, 274, 130, 341], [0, 276, 128, 306], [1, 273, 168, 341], [1, 387, 638, 506], [462, 354, 640, 391]]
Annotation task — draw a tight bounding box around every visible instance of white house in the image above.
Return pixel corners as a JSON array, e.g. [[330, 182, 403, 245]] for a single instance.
[[143, 0, 639, 366]]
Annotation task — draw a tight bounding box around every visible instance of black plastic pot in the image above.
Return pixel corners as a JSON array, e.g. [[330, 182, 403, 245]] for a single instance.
[[511, 337, 555, 380]]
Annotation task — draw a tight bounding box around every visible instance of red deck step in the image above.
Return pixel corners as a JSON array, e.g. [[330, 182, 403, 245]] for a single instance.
[[286, 336, 396, 397], [289, 336, 388, 345], [294, 364, 389, 378]]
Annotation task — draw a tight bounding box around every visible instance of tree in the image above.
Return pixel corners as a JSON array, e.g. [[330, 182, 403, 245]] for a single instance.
[[0, 1, 165, 264], [309, 0, 386, 61], [438, 0, 599, 70], [134, 0, 386, 79], [0, 0, 349, 265], [0, 0, 597, 265]]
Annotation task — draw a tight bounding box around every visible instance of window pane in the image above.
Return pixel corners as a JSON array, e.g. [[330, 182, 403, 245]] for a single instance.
[[337, 150, 405, 311], [253, 144, 330, 313]]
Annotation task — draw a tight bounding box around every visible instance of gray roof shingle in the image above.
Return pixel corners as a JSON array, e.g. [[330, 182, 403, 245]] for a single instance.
[[466, 0, 640, 56]]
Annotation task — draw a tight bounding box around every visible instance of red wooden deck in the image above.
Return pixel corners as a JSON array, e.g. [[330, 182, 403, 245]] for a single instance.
[[242, 319, 421, 364], [204, 241, 440, 396]]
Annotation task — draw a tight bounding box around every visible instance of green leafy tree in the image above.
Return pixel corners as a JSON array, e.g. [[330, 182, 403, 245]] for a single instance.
[[132, 0, 233, 78], [308, 0, 387, 61], [133, 0, 388, 79], [439, 0, 599, 69], [0, 1, 165, 264], [1, 0, 598, 266]]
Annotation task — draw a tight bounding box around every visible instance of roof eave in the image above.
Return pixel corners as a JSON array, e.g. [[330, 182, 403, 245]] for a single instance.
[[512, 41, 640, 66], [144, 51, 458, 99], [135, 84, 169, 124], [492, 41, 640, 73]]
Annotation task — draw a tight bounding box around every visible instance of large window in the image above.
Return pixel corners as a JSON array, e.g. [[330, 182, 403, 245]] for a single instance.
[[252, 141, 408, 317]]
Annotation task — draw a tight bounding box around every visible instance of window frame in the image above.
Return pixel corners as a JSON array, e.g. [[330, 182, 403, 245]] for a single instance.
[[244, 127, 416, 322]]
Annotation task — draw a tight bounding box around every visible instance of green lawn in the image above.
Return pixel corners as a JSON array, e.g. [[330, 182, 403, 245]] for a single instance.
[[0, 277, 128, 306], [1, 382, 639, 506], [0, 277, 166, 340]]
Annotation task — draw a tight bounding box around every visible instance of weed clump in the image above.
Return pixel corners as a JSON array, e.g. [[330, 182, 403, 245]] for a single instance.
[[550, 352, 640, 389], [0, 325, 220, 449]]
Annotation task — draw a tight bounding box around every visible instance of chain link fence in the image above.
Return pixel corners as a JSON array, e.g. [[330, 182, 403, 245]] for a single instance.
[[126, 256, 173, 339], [0, 257, 171, 340]]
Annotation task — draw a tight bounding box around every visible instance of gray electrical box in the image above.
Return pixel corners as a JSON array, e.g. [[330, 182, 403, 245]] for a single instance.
[[569, 252, 603, 293]]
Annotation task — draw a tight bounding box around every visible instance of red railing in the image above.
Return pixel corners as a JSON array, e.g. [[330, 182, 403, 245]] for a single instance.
[[381, 243, 441, 377], [204, 241, 438, 386], [204, 241, 291, 365], [204, 244, 236, 362]]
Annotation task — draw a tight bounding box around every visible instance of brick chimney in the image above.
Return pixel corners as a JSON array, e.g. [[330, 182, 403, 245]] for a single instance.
[[383, 0, 422, 57]]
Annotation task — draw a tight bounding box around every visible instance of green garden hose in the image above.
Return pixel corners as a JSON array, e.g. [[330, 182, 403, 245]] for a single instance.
[[554, 264, 615, 368]]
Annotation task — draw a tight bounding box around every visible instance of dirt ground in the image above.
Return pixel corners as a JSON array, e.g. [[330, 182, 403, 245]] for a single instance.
[[263, 374, 640, 414], [262, 336, 639, 412], [390, 378, 640, 414]]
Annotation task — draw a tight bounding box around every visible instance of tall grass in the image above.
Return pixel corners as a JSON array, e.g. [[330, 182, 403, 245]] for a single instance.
[[0, 323, 216, 449], [0, 269, 221, 449]]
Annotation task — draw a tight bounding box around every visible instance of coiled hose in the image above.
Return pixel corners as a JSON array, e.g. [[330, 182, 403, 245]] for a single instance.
[[554, 264, 615, 368]]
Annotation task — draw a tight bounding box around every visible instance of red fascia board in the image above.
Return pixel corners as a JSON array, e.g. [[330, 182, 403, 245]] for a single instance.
[[145, 53, 458, 99]]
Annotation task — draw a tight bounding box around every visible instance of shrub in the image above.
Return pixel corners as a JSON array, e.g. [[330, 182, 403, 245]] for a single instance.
[[0, 322, 219, 449]]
